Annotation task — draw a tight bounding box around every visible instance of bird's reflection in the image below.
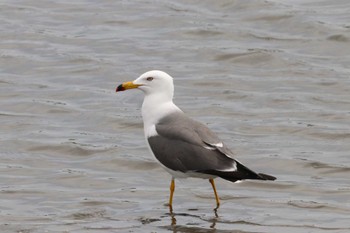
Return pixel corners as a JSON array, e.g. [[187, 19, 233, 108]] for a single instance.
[[166, 207, 219, 232], [211, 208, 219, 228], [168, 209, 177, 226]]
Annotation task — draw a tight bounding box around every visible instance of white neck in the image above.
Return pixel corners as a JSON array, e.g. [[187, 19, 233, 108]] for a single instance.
[[141, 93, 182, 137]]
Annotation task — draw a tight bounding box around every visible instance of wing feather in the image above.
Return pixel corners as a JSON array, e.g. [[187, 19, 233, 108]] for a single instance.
[[147, 112, 276, 182], [147, 112, 236, 173]]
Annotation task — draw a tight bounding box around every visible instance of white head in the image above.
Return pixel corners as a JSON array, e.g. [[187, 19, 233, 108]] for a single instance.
[[116, 70, 182, 132], [116, 70, 175, 100]]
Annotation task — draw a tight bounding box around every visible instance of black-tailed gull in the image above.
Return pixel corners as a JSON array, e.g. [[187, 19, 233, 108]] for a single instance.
[[116, 70, 276, 211]]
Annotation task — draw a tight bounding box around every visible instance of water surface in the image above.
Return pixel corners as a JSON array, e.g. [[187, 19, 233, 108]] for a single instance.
[[1, 0, 350, 232]]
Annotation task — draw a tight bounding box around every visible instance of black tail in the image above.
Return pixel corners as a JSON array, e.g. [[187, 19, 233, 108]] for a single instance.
[[200, 161, 276, 183], [257, 172, 276, 181]]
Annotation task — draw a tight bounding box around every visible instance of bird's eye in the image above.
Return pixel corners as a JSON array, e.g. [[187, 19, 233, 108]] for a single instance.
[[146, 77, 154, 81]]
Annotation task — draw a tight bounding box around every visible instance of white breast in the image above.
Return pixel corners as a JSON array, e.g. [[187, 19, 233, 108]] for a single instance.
[[141, 95, 182, 139]]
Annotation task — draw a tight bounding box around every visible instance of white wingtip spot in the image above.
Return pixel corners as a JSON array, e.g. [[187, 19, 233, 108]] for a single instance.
[[218, 162, 237, 172], [205, 142, 223, 149], [203, 145, 216, 150], [214, 142, 223, 148]]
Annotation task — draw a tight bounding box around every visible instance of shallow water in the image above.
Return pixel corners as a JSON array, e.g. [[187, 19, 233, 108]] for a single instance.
[[1, 0, 350, 232]]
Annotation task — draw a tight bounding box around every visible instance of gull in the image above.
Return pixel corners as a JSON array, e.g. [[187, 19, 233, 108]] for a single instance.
[[116, 70, 276, 211]]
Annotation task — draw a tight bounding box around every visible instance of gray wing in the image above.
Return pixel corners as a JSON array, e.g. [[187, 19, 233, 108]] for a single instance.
[[147, 112, 236, 173]]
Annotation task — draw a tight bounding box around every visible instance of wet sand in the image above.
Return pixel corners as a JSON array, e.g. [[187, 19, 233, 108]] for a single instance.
[[1, 0, 350, 232]]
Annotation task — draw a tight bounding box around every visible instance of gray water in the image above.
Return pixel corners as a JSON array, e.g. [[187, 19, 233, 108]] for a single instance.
[[1, 0, 350, 232]]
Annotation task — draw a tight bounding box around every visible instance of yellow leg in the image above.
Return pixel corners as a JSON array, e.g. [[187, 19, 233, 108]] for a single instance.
[[168, 178, 175, 211], [209, 178, 220, 209]]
